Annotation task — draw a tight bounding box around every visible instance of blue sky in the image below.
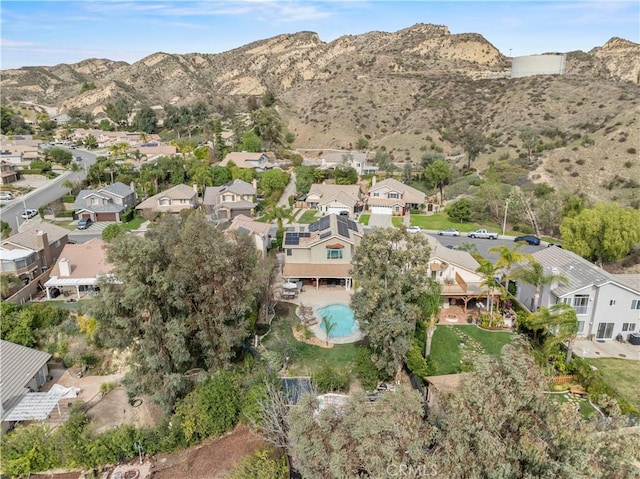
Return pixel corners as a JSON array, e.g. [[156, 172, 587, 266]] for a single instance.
[[1, 1, 638, 69]]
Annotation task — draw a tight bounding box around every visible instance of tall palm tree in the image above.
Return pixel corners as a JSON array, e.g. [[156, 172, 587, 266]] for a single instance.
[[320, 315, 337, 346], [510, 261, 569, 311], [476, 258, 503, 325], [528, 303, 578, 365], [417, 279, 442, 357], [488, 243, 534, 287]]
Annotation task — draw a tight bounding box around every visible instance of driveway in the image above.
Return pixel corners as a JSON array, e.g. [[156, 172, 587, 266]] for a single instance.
[[367, 213, 393, 228], [277, 170, 297, 207]]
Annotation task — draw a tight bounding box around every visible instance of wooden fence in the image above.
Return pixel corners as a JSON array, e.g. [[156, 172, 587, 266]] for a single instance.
[[552, 375, 577, 385]]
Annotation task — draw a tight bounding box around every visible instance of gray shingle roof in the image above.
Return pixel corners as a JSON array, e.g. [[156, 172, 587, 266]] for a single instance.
[[0, 340, 51, 421], [531, 247, 640, 296]]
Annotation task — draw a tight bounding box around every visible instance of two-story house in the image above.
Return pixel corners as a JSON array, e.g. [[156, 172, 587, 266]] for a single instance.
[[73, 182, 136, 222], [282, 214, 364, 290], [219, 151, 273, 171], [135, 184, 198, 219], [226, 214, 273, 258], [0, 160, 18, 184], [366, 177, 426, 215], [0, 222, 69, 282], [304, 184, 362, 219], [203, 179, 257, 220], [515, 247, 640, 341]]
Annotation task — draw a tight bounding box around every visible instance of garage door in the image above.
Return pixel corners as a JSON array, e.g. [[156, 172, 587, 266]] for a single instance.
[[96, 212, 117, 222], [327, 206, 349, 216], [371, 205, 392, 215]]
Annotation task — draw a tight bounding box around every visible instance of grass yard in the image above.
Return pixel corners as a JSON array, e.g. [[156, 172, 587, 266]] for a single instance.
[[587, 358, 640, 410], [297, 210, 318, 224], [124, 215, 145, 230], [430, 325, 514, 375], [262, 306, 360, 378], [358, 213, 370, 225], [409, 213, 501, 233]]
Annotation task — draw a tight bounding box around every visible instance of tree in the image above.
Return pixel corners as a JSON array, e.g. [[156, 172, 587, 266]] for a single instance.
[[83, 134, 98, 149], [528, 303, 579, 365], [475, 258, 503, 322], [213, 119, 228, 160], [227, 449, 288, 479], [1, 220, 12, 239], [560, 203, 640, 264], [251, 107, 284, 150], [46, 147, 73, 166], [351, 228, 432, 377], [241, 131, 263, 152], [211, 165, 231, 186], [418, 279, 442, 357], [0, 274, 22, 299], [91, 213, 263, 408], [488, 242, 534, 286], [104, 97, 131, 128], [373, 149, 395, 177], [511, 261, 568, 311], [333, 165, 358, 185], [288, 387, 437, 479], [260, 169, 290, 199], [460, 127, 486, 170], [424, 159, 451, 206], [320, 315, 337, 346], [133, 106, 158, 133], [519, 127, 539, 163], [101, 223, 127, 242], [446, 198, 473, 223]]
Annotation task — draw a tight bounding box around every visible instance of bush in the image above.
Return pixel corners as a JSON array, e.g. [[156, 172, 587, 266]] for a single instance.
[[55, 210, 75, 218], [61, 195, 76, 203], [121, 208, 135, 223], [313, 365, 349, 393], [405, 342, 430, 378], [355, 347, 380, 390], [226, 448, 288, 479]]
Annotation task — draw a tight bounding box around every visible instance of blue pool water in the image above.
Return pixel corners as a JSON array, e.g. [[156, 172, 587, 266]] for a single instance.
[[318, 304, 358, 338]]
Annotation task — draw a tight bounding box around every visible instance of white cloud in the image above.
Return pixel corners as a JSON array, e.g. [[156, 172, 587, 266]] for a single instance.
[[0, 39, 36, 47]]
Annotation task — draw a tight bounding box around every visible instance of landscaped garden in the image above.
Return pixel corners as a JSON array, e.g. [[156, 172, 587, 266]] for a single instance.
[[297, 210, 318, 224], [586, 358, 640, 411], [547, 391, 598, 419], [429, 325, 515, 374], [408, 213, 501, 233]]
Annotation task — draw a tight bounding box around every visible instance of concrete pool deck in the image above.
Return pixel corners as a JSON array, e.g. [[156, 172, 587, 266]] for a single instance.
[[292, 286, 364, 344]]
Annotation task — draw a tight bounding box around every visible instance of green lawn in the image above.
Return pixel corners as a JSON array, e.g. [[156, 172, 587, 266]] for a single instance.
[[430, 325, 514, 375], [587, 358, 640, 410], [124, 215, 145, 230], [262, 307, 360, 378], [409, 213, 501, 233], [297, 210, 318, 224], [358, 214, 370, 225]]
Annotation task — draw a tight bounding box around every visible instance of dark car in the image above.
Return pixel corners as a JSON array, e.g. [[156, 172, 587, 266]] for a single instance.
[[514, 235, 541, 246], [77, 218, 92, 230]]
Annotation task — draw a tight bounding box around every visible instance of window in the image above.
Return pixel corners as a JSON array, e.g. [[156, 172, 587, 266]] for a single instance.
[[563, 294, 589, 315], [577, 321, 585, 333], [388, 192, 399, 199], [286, 249, 292, 256], [394, 206, 401, 212], [609, 299, 616, 306], [596, 322, 614, 339], [622, 323, 637, 332], [159, 198, 170, 206], [326, 248, 343, 260], [373, 193, 379, 197], [632, 299, 640, 309]]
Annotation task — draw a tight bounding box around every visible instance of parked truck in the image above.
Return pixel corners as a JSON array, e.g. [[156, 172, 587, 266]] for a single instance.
[[467, 229, 499, 239]]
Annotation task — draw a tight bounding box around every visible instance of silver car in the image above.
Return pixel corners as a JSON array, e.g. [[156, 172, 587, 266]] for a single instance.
[[438, 228, 460, 237]]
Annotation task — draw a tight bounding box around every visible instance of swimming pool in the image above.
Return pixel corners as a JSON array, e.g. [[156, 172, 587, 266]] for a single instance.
[[318, 304, 359, 338]]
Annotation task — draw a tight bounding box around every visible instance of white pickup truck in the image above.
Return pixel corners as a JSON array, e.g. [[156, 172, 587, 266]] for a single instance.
[[467, 229, 499, 239]]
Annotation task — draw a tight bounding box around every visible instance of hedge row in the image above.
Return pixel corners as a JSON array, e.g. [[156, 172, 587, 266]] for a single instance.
[[61, 195, 76, 203], [55, 210, 75, 218]]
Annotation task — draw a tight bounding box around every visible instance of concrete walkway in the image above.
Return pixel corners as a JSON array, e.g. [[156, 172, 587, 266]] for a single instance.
[[368, 213, 393, 228]]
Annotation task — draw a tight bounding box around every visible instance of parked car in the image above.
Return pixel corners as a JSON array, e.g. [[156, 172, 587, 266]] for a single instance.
[[77, 218, 92, 230], [75, 156, 83, 162], [0, 192, 14, 201], [21, 209, 38, 219], [514, 235, 541, 246], [438, 228, 460, 237], [407, 225, 421, 234], [467, 229, 498, 239]]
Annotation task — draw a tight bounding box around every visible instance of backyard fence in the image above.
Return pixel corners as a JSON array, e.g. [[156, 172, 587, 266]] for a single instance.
[[552, 375, 577, 385]]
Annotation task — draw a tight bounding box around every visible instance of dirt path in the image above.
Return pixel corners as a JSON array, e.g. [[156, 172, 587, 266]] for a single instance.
[[151, 425, 267, 479]]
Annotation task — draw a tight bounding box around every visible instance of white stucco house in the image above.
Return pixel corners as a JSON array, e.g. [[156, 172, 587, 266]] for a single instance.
[[515, 246, 640, 341]]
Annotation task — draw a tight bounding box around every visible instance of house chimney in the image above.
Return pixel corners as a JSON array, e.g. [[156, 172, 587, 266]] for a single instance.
[[372, 175, 377, 186], [550, 267, 560, 290], [59, 258, 71, 277], [252, 178, 257, 190], [130, 182, 137, 201], [35, 230, 51, 269], [193, 183, 198, 195]]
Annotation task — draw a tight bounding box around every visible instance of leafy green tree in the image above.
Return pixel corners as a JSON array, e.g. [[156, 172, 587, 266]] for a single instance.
[[211, 165, 231, 186], [101, 223, 127, 242], [421, 151, 444, 169], [528, 303, 579, 365], [488, 242, 534, 285], [133, 106, 158, 133], [446, 198, 473, 223], [475, 258, 503, 321], [333, 165, 358, 185], [402, 163, 413, 183], [98, 119, 115, 131], [560, 203, 640, 264], [520, 127, 540, 163], [227, 448, 288, 479], [0, 303, 69, 347], [0, 274, 22, 299], [251, 107, 284, 150], [45, 147, 73, 165], [294, 165, 315, 194], [83, 134, 98, 149], [511, 261, 568, 311], [213, 119, 228, 160], [104, 97, 131, 128], [288, 387, 437, 479], [241, 131, 263, 152], [175, 371, 242, 442], [1, 220, 12, 239], [373, 149, 395, 177], [424, 159, 451, 205], [461, 127, 486, 170], [418, 279, 442, 357], [92, 214, 262, 408], [351, 228, 432, 377], [229, 164, 257, 183], [260, 169, 289, 199]]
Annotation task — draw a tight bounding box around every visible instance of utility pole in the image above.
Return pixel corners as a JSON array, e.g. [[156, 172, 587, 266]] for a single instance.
[[502, 198, 509, 237], [509, 48, 512, 58]]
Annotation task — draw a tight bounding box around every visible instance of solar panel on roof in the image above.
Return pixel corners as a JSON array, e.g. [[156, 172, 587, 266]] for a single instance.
[[319, 216, 330, 231], [284, 233, 300, 245], [309, 221, 319, 232], [337, 222, 349, 238], [319, 231, 331, 239], [300, 232, 310, 237], [347, 219, 358, 231]]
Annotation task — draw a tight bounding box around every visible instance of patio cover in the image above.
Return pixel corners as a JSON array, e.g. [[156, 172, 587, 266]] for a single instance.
[[4, 391, 63, 421]]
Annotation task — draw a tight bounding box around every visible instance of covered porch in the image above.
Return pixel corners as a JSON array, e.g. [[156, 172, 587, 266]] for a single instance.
[[44, 277, 100, 300], [283, 263, 353, 291]]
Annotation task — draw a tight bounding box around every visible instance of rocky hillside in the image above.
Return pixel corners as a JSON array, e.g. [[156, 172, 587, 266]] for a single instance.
[[1, 23, 638, 204]]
